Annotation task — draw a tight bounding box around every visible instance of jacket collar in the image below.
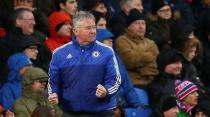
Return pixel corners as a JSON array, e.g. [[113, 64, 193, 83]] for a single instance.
[[125, 30, 145, 42], [72, 36, 96, 51], [177, 101, 193, 115]]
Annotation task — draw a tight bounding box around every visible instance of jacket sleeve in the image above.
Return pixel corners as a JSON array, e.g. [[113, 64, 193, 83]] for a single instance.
[[117, 56, 143, 107], [13, 100, 31, 117], [103, 49, 121, 99], [48, 52, 62, 99]]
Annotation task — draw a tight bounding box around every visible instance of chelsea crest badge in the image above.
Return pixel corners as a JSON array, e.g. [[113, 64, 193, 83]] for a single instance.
[[92, 51, 100, 58]]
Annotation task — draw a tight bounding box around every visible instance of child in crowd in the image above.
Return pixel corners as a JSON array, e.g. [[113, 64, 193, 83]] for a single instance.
[[175, 80, 199, 117]]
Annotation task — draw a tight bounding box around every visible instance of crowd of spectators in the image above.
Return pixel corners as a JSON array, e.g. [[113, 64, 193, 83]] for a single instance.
[[0, 0, 210, 116]]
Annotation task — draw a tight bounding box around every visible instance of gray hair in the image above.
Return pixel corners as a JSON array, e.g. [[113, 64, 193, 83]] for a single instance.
[[13, 8, 33, 23], [72, 11, 95, 28]]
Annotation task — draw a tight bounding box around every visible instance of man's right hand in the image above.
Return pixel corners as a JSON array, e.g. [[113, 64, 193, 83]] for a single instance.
[[48, 93, 59, 105]]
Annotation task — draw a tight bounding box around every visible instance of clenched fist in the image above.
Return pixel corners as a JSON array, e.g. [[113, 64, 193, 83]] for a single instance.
[[48, 93, 59, 105], [96, 84, 107, 98]]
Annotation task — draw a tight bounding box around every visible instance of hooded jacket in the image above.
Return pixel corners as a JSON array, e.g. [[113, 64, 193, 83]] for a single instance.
[[13, 67, 62, 117], [45, 11, 71, 52], [0, 53, 32, 110]]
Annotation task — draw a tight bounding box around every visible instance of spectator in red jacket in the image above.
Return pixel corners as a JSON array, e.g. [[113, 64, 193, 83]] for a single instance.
[[45, 11, 72, 52]]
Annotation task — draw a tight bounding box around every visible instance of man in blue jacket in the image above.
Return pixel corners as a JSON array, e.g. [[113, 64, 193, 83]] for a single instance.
[[48, 11, 121, 117]]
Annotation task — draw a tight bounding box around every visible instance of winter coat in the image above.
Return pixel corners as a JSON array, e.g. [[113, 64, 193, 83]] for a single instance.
[[13, 91, 62, 117], [0, 53, 32, 110], [45, 11, 71, 52], [13, 67, 62, 117], [182, 59, 206, 94], [146, 18, 172, 51], [116, 30, 159, 86], [182, 59, 198, 81]]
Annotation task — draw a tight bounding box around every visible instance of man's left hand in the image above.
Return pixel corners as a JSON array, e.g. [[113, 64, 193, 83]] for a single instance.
[[96, 84, 107, 98]]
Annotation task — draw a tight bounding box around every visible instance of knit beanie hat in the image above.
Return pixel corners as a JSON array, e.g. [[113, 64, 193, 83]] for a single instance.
[[161, 96, 177, 112], [20, 36, 40, 50], [126, 8, 145, 27], [175, 80, 198, 101], [151, 0, 169, 14], [156, 48, 183, 72]]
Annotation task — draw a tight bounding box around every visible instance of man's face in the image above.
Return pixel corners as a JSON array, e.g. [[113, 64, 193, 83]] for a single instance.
[[127, 0, 143, 13], [73, 18, 96, 45], [164, 61, 182, 76], [57, 23, 72, 36], [16, 11, 35, 35], [163, 106, 179, 117], [127, 20, 146, 38], [183, 91, 199, 107], [61, 0, 78, 16], [96, 18, 106, 29], [32, 80, 47, 92], [157, 5, 172, 20], [94, 3, 107, 14]]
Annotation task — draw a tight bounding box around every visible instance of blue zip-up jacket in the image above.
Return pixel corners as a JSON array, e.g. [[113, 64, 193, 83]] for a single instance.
[[0, 53, 32, 110], [48, 38, 121, 112]]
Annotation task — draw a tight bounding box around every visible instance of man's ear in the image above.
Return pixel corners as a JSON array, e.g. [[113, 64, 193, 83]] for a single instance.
[[59, 3, 65, 10], [72, 28, 78, 35], [123, 4, 130, 15], [15, 19, 22, 27]]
